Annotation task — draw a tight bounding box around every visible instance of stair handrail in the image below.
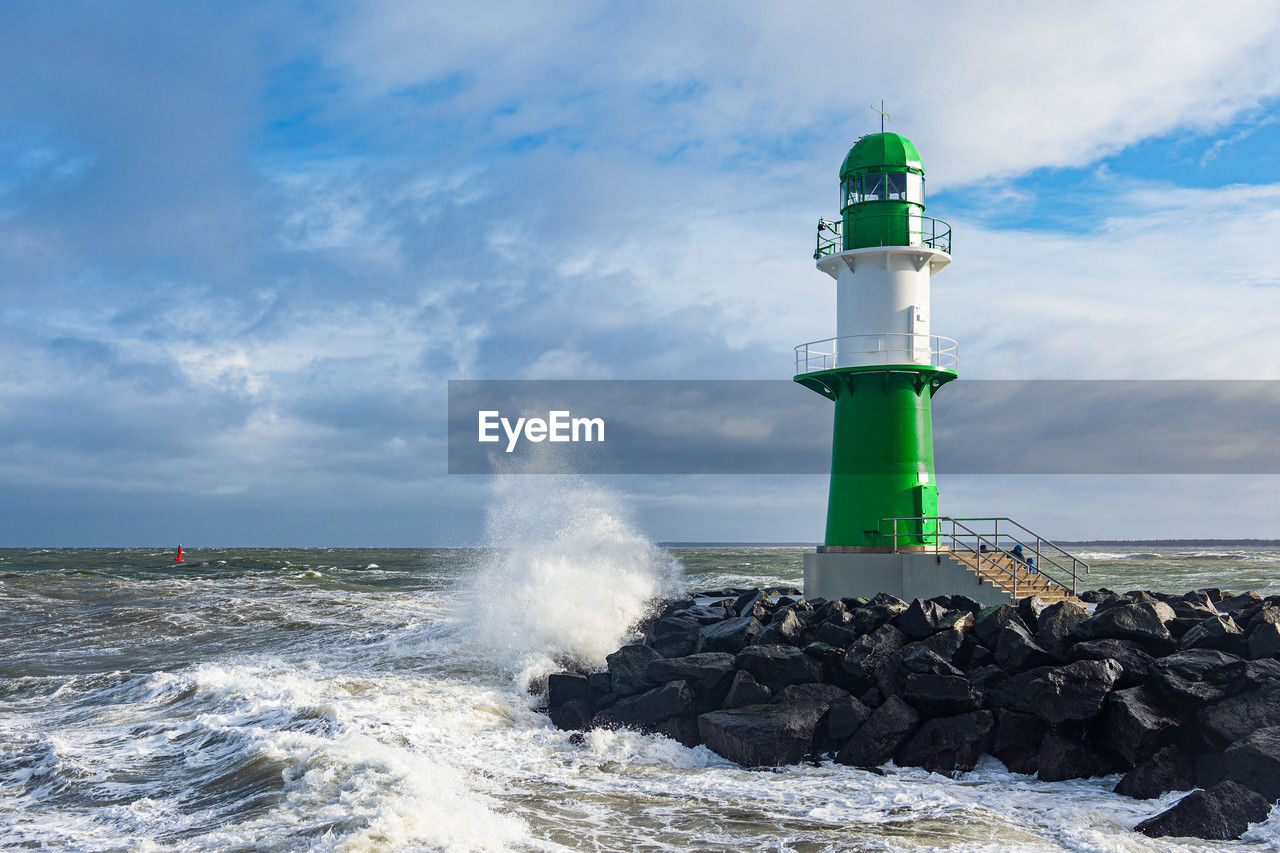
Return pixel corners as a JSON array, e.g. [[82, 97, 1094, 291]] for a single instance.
[[883, 516, 1032, 600], [948, 517, 1088, 595]]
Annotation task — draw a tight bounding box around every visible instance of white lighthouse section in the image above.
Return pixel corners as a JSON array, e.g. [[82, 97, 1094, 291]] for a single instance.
[[816, 246, 951, 368]]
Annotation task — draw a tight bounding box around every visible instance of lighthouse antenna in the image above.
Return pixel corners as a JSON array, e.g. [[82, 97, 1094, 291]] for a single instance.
[[872, 100, 894, 134]]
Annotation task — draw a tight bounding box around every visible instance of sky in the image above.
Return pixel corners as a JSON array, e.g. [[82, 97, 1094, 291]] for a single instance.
[[3, 0, 1280, 545]]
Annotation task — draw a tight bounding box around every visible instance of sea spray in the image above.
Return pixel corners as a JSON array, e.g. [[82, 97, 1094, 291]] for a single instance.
[[460, 475, 683, 687]]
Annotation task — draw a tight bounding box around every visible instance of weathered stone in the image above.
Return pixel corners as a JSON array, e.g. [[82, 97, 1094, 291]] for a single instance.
[[735, 644, 824, 693], [548, 672, 590, 709], [994, 622, 1054, 672], [587, 672, 611, 701], [1247, 622, 1280, 659], [1197, 682, 1280, 749], [849, 598, 908, 635], [834, 696, 919, 768], [646, 653, 735, 693], [902, 673, 981, 718], [752, 608, 804, 646], [813, 622, 859, 649], [732, 589, 763, 618], [653, 717, 701, 748], [1218, 591, 1263, 614], [599, 680, 695, 729], [896, 710, 994, 776], [1023, 659, 1122, 724], [1101, 686, 1181, 765], [697, 702, 825, 766], [1037, 731, 1120, 782], [1078, 588, 1116, 604], [1069, 601, 1177, 653], [840, 623, 906, 693], [1197, 726, 1280, 802], [824, 695, 872, 744], [1244, 604, 1280, 633], [1015, 596, 1048, 633], [937, 610, 976, 633], [722, 670, 771, 709], [1135, 780, 1271, 841], [607, 644, 662, 697], [1114, 745, 1193, 800], [900, 647, 962, 677], [1179, 614, 1247, 656], [802, 641, 844, 667], [1147, 649, 1247, 708], [990, 709, 1047, 775], [549, 698, 594, 731], [973, 605, 1028, 647], [652, 629, 698, 658], [773, 682, 849, 708], [1035, 600, 1089, 658], [696, 616, 763, 654], [1067, 640, 1155, 688], [896, 599, 949, 639]]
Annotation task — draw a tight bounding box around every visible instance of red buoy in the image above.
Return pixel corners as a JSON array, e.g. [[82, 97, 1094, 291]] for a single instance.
[[174, 545, 185, 563]]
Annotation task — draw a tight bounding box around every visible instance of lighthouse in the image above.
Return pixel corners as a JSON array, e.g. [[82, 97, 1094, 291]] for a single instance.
[[796, 129, 1086, 605]]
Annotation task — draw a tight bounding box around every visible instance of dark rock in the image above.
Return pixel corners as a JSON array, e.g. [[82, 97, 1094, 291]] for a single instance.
[[936, 610, 976, 633], [955, 638, 994, 670], [1067, 640, 1155, 688], [1019, 659, 1122, 724], [813, 622, 859, 649], [896, 599, 949, 639], [1115, 745, 1193, 799], [732, 589, 763, 618], [1078, 588, 1116, 603], [1248, 622, 1280, 659], [834, 695, 919, 768], [824, 695, 872, 744], [588, 672, 611, 700], [1135, 780, 1270, 841], [599, 680, 695, 729], [994, 623, 1054, 672], [896, 710, 994, 776], [697, 702, 825, 766], [1218, 591, 1263, 614], [1037, 731, 1121, 781], [840, 623, 906, 693], [1244, 604, 1280, 633], [858, 687, 883, 708], [945, 595, 985, 614], [684, 605, 734, 625], [1069, 601, 1176, 653], [915, 627, 966, 661], [697, 616, 763, 654], [1015, 596, 1048, 633], [752, 608, 804, 646], [902, 673, 981, 717], [1197, 682, 1280, 749], [647, 653, 735, 693], [900, 648, 962, 677], [802, 641, 845, 667], [735, 645, 824, 693], [990, 710, 1047, 775], [548, 672, 590, 709], [973, 605, 1029, 647], [650, 614, 701, 657], [1179, 614, 1247, 655], [653, 717, 701, 748], [1035, 600, 1089, 657], [1101, 686, 1181, 765], [549, 698, 594, 731], [1148, 649, 1247, 708], [773, 682, 850, 709], [849, 599, 908, 636], [722, 670, 772, 709], [985, 666, 1053, 714], [607, 645, 662, 697], [1197, 726, 1280, 802], [1166, 616, 1200, 640]]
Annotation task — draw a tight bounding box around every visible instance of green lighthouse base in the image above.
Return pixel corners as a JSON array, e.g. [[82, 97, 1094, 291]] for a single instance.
[[803, 550, 1012, 607]]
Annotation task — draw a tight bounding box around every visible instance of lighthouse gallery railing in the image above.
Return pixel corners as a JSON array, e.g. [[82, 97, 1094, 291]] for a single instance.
[[795, 333, 958, 375], [815, 215, 952, 258]]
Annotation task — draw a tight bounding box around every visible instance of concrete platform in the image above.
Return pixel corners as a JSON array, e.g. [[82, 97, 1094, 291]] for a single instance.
[[803, 550, 1012, 607]]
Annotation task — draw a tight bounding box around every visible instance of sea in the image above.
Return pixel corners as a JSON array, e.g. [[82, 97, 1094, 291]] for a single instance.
[[4, 485, 1280, 851]]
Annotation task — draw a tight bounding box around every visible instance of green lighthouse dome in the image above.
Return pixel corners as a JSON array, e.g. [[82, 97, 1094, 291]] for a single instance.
[[840, 132, 924, 180]]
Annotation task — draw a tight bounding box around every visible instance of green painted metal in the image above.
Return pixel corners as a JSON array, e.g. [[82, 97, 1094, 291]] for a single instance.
[[797, 367, 955, 547], [840, 133, 923, 179], [839, 132, 930, 251], [815, 215, 951, 258]]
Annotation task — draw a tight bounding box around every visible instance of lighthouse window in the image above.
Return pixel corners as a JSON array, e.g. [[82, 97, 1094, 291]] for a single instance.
[[886, 173, 907, 200], [860, 173, 886, 201], [907, 173, 924, 203], [842, 176, 859, 207]]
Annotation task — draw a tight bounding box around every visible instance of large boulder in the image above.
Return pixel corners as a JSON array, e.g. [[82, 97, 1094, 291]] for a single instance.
[[994, 623, 1053, 672], [1023, 659, 1123, 724], [848, 595, 908, 635], [813, 622, 860, 649], [1069, 601, 1176, 653], [697, 616, 763, 654], [1114, 745, 1193, 800], [753, 607, 805, 646], [773, 682, 849, 708], [607, 645, 662, 697], [1067, 640, 1155, 688], [1035, 600, 1089, 657], [840, 623, 906, 694], [902, 673, 981, 718], [1197, 726, 1280, 802], [1196, 682, 1280, 749], [990, 709, 1047, 775], [1147, 649, 1247, 708], [734, 645, 824, 693], [1135, 780, 1271, 841], [834, 696, 919, 768], [972, 605, 1028, 648], [1101, 686, 1181, 765], [697, 702, 825, 767], [824, 695, 872, 745], [598, 680, 695, 730], [1247, 622, 1280, 659], [1179, 614, 1247, 656], [650, 614, 702, 657], [895, 599, 949, 639], [722, 670, 772, 708], [1037, 732, 1121, 782], [646, 653, 735, 693], [896, 710, 994, 776]]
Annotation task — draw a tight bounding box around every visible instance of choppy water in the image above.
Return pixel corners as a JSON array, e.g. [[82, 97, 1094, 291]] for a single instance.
[[4, 523, 1280, 849]]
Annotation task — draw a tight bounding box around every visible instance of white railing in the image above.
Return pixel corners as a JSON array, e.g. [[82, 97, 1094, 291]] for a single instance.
[[794, 333, 958, 375]]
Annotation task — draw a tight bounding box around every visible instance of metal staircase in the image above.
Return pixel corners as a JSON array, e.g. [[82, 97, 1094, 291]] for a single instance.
[[882, 516, 1088, 604]]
